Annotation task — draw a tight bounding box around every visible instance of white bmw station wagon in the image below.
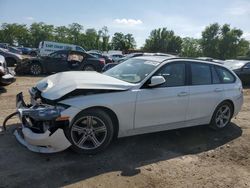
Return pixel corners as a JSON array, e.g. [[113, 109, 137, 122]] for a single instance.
[[14, 56, 243, 154]]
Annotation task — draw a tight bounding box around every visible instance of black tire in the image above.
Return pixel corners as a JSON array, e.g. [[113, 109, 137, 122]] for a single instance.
[[29, 62, 42, 75], [83, 65, 96, 71], [209, 101, 233, 130], [66, 109, 114, 154]]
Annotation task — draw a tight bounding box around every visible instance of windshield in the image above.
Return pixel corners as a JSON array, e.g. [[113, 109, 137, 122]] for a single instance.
[[103, 58, 160, 83]]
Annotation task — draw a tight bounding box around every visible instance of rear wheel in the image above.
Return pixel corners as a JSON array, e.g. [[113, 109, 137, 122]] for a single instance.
[[210, 101, 233, 130], [67, 109, 114, 154], [29, 63, 42, 75]]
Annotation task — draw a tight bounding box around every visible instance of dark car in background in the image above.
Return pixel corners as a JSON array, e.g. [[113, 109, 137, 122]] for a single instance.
[[15, 50, 105, 75], [117, 53, 144, 63], [103, 52, 177, 71], [17, 47, 38, 56], [88, 52, 113, 64], [117, 52, 175, 63], [0, 47, 24, 67], [109, 54, 125, 62], [224, 60, 250, 84], [102, 62, 118, 72]]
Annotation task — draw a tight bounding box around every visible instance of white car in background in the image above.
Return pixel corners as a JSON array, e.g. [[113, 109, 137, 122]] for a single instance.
[[14, 56, 243, 154], [38, 41, 85, 56], [0, 55, 15, 86]]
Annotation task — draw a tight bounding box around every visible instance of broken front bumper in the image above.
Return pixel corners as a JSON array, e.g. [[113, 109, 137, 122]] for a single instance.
[[0, 73, 15, 86], [14, 92, 71, 153]]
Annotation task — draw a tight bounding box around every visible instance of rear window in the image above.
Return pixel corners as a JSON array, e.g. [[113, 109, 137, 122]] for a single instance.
[[215, 66, 235, 83]]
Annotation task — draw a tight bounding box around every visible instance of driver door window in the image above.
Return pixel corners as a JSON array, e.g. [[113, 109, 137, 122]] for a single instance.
[[50, 51, 67, 60], [154, 63, 186, 87]]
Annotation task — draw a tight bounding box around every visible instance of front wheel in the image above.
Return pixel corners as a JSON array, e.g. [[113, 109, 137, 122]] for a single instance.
[[67, 109, 114, 154], [210, 101, 233, 130]]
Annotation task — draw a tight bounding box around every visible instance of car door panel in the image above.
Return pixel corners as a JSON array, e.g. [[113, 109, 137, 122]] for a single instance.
[[186, 63, 225, 125], [135, 86, 189, 128], [43, 51, 69, 73], [187, 85, 224, 123], [135, 62, 189, 129]]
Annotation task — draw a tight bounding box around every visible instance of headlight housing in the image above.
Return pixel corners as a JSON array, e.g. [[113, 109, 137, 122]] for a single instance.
[[19, 105, 67, 121]]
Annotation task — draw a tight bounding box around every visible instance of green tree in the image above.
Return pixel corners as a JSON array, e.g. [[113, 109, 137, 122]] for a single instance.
[[201, 23, 248, 59], [29, 22, 54, 47], [84, 28, 99, 50], [143, 28, 182, 54], [124, 33, 136, 50], [0, 23, 31, 46], [180, 37, 202, 57], [67, 23, 83, 45], [54, 26, 70, 43], [200, 23, 220, 58], [111, 32, 136, 51], [99, 26, 110, 52]]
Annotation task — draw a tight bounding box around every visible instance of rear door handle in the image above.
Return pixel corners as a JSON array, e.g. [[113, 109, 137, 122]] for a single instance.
[[214, 88, 223, 92], [178, 92, 189, 97]]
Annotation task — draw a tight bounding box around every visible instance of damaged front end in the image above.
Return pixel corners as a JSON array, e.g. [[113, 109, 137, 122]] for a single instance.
[[12, 92, 71, 153]]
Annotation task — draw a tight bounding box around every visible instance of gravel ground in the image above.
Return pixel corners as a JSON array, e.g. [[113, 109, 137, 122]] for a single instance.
[[0, 76, 249, 188]]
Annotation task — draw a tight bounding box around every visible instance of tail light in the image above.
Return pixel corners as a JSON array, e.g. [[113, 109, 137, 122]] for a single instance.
[[99, 58, 105, 65], [239, 86, 243, 94]]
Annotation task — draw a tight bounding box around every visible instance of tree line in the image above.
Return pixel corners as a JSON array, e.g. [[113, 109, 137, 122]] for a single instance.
[[0, 22, 249, 59]]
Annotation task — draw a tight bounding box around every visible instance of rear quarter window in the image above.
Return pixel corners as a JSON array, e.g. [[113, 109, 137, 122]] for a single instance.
[[215, 66, 236, 83]]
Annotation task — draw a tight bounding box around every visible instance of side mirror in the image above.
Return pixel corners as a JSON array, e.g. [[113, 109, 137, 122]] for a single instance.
[[148, 76, 166, 87]]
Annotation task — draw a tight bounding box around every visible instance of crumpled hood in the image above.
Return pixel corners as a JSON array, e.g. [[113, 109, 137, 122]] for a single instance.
[[36, 71, 134, 100]]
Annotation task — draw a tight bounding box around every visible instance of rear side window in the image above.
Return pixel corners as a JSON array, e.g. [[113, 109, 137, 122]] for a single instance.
[[215, 66, 235, 83], [191, 63, 212, 85]]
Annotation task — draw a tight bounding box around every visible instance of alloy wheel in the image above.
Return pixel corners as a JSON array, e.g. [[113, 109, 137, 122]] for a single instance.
[[70, 116, 107, 150], [215, 105, 231, 128], [30, 64, 42, 75]]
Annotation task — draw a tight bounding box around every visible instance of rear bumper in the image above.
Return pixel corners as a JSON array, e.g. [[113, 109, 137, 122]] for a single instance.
[[233, 93, 244, 117]]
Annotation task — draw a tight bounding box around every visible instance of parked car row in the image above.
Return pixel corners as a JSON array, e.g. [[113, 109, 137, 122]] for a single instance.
[[15, 50, 106, 75]]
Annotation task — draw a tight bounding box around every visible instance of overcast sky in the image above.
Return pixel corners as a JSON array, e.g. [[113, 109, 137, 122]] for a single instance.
[[1, 0, 250, 47]]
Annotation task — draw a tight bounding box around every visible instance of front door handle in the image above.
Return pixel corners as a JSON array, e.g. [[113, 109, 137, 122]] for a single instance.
[[214, 88, 223, 92], [178, 92, 188, 97]]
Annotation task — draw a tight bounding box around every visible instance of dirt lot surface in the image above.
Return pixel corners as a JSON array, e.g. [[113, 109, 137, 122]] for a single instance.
[[0, 76, 250, 188]]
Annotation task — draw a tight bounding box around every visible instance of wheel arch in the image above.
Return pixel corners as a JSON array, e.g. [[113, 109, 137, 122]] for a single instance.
[[30, 60, 44, 72], [221, 99, 235, 115], [74, 106, 119, 139], [211, 99, 235, 122]]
